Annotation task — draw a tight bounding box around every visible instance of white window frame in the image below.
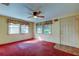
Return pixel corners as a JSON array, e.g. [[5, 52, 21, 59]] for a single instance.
[[43, 24, 52, 34], [36, 25, 43, 34], [21, 25, 29, 34], [8, 23, 20, 34]]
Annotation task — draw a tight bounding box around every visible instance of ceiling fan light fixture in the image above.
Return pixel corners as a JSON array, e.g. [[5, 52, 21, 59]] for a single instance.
[[33, 16, 37, 18]]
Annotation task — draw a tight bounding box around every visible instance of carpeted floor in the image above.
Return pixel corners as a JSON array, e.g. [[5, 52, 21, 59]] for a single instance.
[[0, 39, 75, 56]]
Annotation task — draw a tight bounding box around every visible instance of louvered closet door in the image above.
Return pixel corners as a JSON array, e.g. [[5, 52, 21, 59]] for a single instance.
[[60, 16, 78, 47]]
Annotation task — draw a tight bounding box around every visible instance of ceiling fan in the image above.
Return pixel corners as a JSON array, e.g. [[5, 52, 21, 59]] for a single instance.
[[24, 5, 45, 19], [29, 10, 45, 18]]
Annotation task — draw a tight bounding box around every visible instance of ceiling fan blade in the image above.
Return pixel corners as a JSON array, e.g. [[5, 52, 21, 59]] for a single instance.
[[37, 16, 45, 18], [27, 16, 33, 18], [1, 3, 10, 6]]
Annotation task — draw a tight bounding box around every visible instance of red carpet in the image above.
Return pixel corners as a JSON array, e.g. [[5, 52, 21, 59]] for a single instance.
[[0, 39, 75, 56]]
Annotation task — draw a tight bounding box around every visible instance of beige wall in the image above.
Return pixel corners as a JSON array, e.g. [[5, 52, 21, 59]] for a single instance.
[[35, 15, 79, 48], [0, 16, 34, 45]]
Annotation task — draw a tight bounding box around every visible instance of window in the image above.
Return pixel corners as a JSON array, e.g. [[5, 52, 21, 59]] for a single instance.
[[44, 24, 52, 34], [8, 23, 20, 34], [21, 25, 29, 33], [36, 21, 52, 34], [8, 23, 29, 34], [36, 25, 42, 34]]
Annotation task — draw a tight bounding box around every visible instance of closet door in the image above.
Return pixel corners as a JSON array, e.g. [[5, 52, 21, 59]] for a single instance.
[[60, 17, 77, 47], [52, 20, 60, 44], [75, 16, 79, 48]]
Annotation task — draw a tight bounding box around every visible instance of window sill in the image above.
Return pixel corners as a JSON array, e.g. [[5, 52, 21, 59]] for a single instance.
[[7, 33, 29, 36]]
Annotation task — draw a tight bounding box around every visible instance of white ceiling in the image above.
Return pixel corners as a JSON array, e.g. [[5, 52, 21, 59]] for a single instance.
[[0, 3, 79, 23]]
